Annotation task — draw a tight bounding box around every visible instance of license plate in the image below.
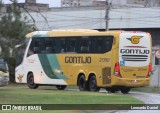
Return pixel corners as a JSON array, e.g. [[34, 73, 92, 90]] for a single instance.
[[131, 80, 137, 83]]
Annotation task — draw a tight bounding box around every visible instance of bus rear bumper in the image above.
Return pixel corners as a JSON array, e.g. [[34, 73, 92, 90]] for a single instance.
[[112, 77, 150, 87]]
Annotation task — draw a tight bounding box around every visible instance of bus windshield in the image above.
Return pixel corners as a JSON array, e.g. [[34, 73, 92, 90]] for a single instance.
[[15, 38, 30, 66]]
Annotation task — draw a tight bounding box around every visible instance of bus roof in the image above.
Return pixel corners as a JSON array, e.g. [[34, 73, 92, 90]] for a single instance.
[[26, 29, 98, 38], [25, 29, 148, 38]]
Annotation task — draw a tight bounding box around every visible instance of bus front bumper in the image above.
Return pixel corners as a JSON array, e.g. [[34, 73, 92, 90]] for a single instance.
[[0, 76, 9, 86]]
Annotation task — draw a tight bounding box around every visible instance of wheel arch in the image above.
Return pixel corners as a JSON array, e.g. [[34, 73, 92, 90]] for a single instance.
[[88, 72, 96, 81], [27, 71, 33, 81]]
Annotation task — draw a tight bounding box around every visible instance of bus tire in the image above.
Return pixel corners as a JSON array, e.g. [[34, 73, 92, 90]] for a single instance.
[[78, 75, 87, 91], [27, 73, 39, 89], [56, 85, 67, 90], [89, 76, 100, 92], [120, 87, 131, 94]]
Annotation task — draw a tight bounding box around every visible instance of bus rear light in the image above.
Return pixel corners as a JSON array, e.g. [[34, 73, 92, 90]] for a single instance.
[[148, 63, 152, 72], [146, 63, 152, 78], [114, 62, 122, 78]]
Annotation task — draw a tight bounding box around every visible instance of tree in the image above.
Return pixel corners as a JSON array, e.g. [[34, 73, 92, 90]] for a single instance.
[[0, 0, 33, 82]]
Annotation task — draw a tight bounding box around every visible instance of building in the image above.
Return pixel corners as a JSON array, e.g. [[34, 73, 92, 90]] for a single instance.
[[61, 0, 95, 7], [18, 0, 49, 11], [2, 0, 49, 13], [128, 0, 160, 7], [61, 0, 160, 7]]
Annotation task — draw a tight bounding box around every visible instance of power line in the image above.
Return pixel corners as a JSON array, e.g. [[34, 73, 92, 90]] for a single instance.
[[9, 0, 38, 30], [110, 9, 160, 15]]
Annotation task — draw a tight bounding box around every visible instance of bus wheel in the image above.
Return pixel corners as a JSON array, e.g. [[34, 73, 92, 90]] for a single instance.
[[89, 76, 100, 92], [27, 73, 39, 89], [78, 75, 87, 91], [120, 87, 131, 94], [56, 85, 67, 90]]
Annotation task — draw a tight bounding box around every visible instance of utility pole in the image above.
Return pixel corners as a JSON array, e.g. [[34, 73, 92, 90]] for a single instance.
[[105, 0, 111, 31]]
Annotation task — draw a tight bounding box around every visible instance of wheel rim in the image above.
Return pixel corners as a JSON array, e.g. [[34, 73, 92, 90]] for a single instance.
[[79, 79, 85, 89], [90, 79, 96, 90], [29, 76, 34, 85], [78, 76, 87, 91]]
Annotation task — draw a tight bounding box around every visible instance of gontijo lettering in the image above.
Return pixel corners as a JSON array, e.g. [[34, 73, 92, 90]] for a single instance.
[[65, 56, 91, 64], [120, 49, 150, 54]]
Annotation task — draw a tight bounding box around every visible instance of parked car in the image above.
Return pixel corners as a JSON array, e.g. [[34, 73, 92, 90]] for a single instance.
[[0, 58, 9, 86]]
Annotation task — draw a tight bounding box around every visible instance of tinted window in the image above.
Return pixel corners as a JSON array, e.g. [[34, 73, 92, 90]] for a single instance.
[[27, 36, 114, 56], [15, 39, 30, 66]]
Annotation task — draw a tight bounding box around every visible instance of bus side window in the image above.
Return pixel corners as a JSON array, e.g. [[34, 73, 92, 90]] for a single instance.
[[66, 38, 77, 53], [92, 36, 113, 53], [27, 41, 34, 57], [27, 38, 44, 57], [79, 37, 90, 53], [44, 38, 55, 53], [96, 38, 103, 53], [33, 47, 40, 53], [104, 37, 113, 53], [56, 38, 66, 53]]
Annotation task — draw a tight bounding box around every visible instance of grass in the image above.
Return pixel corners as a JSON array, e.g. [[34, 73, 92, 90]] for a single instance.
[[0, 84, 143, 104], [0, 84, 143, 112]]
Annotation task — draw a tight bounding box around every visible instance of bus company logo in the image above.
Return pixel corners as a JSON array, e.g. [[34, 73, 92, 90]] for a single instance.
[[17, 74, 24, 82], [127, 36, 143, 44]]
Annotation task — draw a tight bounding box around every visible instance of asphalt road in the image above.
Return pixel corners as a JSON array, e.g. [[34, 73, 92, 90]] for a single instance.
[[130, 92, 160, 104], [113, 92, 160, 113]]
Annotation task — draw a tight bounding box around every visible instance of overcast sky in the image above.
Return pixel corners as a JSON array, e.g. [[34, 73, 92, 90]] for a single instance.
[[3, 0, 61, 7]]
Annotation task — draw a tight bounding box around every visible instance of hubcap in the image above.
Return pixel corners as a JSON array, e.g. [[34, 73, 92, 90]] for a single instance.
[[90, 80, 96, 89]]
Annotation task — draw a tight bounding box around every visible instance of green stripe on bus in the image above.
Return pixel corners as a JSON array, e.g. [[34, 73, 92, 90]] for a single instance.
[[47, 54, 67, 79], [38, 54, 67, 79], [38, 54, 57, 79]]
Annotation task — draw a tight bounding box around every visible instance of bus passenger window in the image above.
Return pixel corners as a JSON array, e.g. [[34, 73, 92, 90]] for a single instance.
[[81, 46, 89, 52], [79, 38, 90, 53], [33, 47, 40, 53], [27, 38, 44, 57], [44, 38, 55, 53], [46, 47, 52, 53], [59, 38, 66, 53], [66, 38, 77, 53]]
